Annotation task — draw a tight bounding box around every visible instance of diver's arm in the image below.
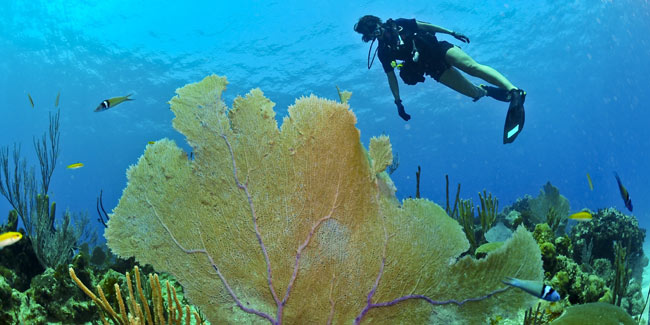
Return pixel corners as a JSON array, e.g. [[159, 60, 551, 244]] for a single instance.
[[416, 21, 470, 43], [386, 70, 400, 101], [416, 21, 453, 35], [386, 70, 411, 121]]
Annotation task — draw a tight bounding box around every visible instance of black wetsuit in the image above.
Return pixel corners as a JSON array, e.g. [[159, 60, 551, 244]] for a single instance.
[[377, 18, 455, 82]]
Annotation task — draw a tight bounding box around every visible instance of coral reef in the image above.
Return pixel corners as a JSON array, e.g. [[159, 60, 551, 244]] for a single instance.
[[571, 208, 647, 279], [0, 78, 644, 324], [499, 180, 649, 322], [570, 208, 646, 315], [0, 261, 98, 323], [0, 212, 44, 292], [549, 302, 635, 325], [549, 255, 607, 304], [1, 242, 202, 324], [105, 75, 543, 324], [70, 265, 204, 324], [502, 182, 569, 234]]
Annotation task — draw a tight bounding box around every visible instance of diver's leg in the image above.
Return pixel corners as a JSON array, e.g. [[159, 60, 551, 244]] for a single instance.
[[438, 67, 485, 100], [445, 47, 516, 91]]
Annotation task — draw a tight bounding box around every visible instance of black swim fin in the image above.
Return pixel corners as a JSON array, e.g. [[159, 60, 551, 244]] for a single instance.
[[503, 89, 526, 144]]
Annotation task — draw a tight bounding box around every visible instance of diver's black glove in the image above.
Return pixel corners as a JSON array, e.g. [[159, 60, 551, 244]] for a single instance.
[[395, 99, 411, 121], [451, 31, 470, 43]]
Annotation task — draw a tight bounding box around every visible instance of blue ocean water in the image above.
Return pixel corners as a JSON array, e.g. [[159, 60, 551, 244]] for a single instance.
[[1, 0, 649, 241]]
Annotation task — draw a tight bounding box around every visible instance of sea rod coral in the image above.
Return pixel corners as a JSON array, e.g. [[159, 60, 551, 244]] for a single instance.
[[105, 75, 542, 324]]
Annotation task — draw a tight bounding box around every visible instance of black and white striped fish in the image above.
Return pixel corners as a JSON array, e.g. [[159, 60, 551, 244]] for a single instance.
[[502, 277, 561, 302], [94, 94, 133, 112]]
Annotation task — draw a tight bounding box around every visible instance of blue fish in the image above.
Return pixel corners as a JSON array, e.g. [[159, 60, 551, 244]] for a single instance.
[[614, 172, 633, 212], [502, 277, 560, 302]]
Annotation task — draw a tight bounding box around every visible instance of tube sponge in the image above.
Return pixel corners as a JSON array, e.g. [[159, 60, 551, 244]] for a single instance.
[[105, 75, 542, 323]]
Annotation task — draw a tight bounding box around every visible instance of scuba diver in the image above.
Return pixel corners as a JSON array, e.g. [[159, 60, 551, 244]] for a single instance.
[[354, 15, 526, 144]]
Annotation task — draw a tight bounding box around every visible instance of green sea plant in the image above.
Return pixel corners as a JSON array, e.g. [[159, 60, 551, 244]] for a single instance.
[[3, 210, 18, 232], [444, 174, 461, 219], [478, 190, 497, 238], [453, 190, 499, 255], [414, 165, 421, 198], [546, 207, 562, 234], [530, 182, 569, 233], [458, 198, 477, 253], [105, 75, 543, 324], [611, 241, 631, 307], [523, 302, 543, 325], [504, 182, 569, 232], [0, 111, 89, 269]]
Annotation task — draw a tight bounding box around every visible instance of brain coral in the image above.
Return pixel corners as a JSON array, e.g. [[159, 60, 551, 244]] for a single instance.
[[105, 75, 542, 324]]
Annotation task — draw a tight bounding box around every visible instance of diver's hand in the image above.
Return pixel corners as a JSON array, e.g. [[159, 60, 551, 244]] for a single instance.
[[395, 99, 411, 121], [451, 31, 470, 43]]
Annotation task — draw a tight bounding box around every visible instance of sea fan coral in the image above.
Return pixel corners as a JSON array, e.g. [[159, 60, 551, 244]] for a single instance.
[[105, 75, 542, 324]]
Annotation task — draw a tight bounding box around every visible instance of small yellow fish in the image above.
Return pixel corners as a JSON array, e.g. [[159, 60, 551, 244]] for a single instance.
[[586, 173, 593, 191], [148, 141, 155, 144], [0, 231, 22, 249], [55, 92, 60, 107], [569, 211, 592, 221], [28, 93, 34, 108], [67, 163, 84, 169]]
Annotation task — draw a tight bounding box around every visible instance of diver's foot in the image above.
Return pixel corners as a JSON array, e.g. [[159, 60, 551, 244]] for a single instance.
[[473, 85, 488, 102], [479, 85, 511, 102], [503, 88, 526, 144], [397, 106, 411, 121], [508, 88, 526, 109]]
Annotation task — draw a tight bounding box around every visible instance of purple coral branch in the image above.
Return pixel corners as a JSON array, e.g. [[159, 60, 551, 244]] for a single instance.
[[221, 134, 282, 309], [219, 133, 342, 323], [282, 182, 341, 309], [146, 199, 276, 323], [327, 272, 336, 325], [354, 219, 389, 324], [355, 287, 510, 323]]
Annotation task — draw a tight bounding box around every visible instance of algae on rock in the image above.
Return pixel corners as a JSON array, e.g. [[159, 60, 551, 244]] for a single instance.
[[105, 75, 543, 324]]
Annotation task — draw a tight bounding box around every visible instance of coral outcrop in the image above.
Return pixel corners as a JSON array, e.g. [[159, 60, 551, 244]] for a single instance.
[[105, 75, 544, 324], [502, 182, 569, 233], [571, 208, 646, 277], [549, 302, 635, 325]]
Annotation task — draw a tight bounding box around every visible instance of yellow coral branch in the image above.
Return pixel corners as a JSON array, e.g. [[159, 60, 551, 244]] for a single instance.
[[97, 285, 120, 324], [68, 268, 120, 324], [134, 266, 154, 325], [115, 283, 128, 324], [70, 266, 204, 325]]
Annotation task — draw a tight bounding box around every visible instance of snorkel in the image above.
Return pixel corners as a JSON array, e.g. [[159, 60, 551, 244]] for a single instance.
[[353, 23, 382, 69]]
